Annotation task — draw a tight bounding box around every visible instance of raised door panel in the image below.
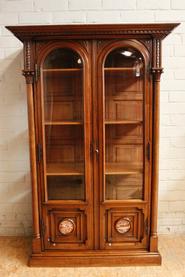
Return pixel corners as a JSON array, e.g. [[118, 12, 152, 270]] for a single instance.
[[43, 206, 89, 250], [36, 41, 93, 250], [100, 205, 148, 250], [97, 40, 151, 250]]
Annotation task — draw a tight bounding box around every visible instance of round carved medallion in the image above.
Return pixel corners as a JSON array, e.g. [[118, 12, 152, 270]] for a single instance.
[[115, 218, 131, 234], [59, 219, 75, 235]]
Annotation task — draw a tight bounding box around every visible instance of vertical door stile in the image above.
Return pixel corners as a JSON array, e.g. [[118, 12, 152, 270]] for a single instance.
[[92, 40, 100, 250]]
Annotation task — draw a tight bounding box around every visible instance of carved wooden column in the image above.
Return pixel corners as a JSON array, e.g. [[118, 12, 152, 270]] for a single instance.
[[150, 38, 163, 252], [23, 41, 41, 253]]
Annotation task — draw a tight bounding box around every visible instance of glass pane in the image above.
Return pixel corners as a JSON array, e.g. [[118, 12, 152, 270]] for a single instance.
[[104, 47, 144, 200], [48, 176, 84, 200], [42, 48, 85, 201]]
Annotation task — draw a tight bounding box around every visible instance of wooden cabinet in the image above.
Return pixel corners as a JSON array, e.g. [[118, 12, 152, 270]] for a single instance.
[[7, 23, 179, 267]]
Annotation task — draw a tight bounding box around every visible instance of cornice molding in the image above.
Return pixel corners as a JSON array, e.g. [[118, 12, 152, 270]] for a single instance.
[[6, 23, 180, 42]]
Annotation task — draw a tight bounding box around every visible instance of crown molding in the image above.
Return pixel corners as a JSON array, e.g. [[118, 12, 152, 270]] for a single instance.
[[6, 23, 180, 42]]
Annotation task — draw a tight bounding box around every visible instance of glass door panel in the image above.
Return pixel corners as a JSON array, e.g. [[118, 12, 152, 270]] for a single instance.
[[104, 47, 144, 200], [42, 48, 85, 200]]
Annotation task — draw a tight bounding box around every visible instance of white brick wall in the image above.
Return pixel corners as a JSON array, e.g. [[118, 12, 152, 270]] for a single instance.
[[0, 0, 185, 236]]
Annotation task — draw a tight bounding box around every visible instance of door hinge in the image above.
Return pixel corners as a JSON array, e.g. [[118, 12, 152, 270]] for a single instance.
[[144, 218, 149, 236], [37, 143, 43, 163], [35, 63, 40, 82], [41, 219, 46, 237], [147, 142, 150, 161]]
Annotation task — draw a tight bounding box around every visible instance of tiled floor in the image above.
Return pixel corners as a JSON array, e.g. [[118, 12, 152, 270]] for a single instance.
[[0, 235, 185, 277]]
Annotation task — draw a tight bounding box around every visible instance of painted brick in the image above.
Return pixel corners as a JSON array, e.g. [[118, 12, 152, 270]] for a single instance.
[[102, 0, 136, 10], [161, 80, 185, 91], [160, 92, 169, 103], [0, 49, 4, 59], [160, 159, 185, 170], [0, 172, 26, 183], [173, 22, 185, 34], [87, 11, 121, 23], [163, 57, 185, 69], [162, 148, 185, 159], [169, 92, 185, 102], [158, 201, 169, 212], [174, 45, 185, 57], [0, 160, 29, 172], [160, 114, 171, 126], [34, 0, 68, 11], [155, 11, 185, 22], [163, 45, 174, 57], [0, 13, 18, 24], [1, 0, 33, 12], [170, 115, 185, 125], [19, 12, 52, 24], [69, 0, 102, 10], [171, 0, 185, 9], [159, 170, 185, 181], [53, 11, 86, 23], [174, 70, 185, 80], [0, 116, 27, 132], [159, 217, 182, 225], [0, 37, 22, 48], [120, 11, 155, 22], [161, 70, 174, 80], [163, 34, 182, 45], [137, 0, 170, 10], [160, 191, 185, 201], [169, 201, 185, 212], [160, 224, 185, 234], [161, 102, 185, 114]]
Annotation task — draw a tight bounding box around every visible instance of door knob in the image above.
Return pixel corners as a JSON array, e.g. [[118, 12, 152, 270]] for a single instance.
[[95, 149, 99, 154]]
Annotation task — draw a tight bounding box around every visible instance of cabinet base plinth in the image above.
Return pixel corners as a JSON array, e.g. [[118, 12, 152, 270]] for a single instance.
[[29, 251, 161, 267]]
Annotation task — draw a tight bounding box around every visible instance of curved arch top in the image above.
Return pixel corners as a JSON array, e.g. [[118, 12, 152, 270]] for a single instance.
[[43, 48, 83, 69], [98, 39, 150, 69], [37, 41, 89, 70]]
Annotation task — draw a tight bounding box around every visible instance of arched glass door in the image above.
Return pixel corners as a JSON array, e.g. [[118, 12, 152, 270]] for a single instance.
[[104, 47, 144, 200], [42, 48, 85, 201]]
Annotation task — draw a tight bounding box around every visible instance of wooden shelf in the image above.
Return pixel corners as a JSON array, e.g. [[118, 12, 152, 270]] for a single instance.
[[45, 121, 83, 126], [46, 163, 142, 176], [43, 68, 82, 72], [104, 67, 135, 71], [105, 163, 142, 175], [46, 163, 84, 176], [105, 120, 142, 125]]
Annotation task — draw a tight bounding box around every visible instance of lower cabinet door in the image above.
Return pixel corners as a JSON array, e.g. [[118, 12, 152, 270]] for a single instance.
[[100, 206, 149, 250], [42, 207, 92, 250]]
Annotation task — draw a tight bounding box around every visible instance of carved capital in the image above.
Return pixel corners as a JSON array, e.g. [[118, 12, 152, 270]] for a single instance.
[[151, 67, 163, 81], [22, 70, 35, 84]]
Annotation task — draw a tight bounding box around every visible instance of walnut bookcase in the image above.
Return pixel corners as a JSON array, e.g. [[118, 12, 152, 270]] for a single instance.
[[6, 23, 179, 267]]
